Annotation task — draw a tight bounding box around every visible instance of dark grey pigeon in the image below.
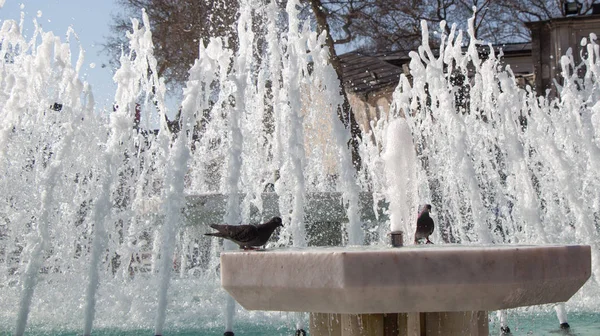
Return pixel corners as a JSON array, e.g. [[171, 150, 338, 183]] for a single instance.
[[414, 204, 434, 244], [204, 217, 283, 249]]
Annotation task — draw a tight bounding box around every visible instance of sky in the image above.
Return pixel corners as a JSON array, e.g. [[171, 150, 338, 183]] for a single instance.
[[0, 0, 121, 110]]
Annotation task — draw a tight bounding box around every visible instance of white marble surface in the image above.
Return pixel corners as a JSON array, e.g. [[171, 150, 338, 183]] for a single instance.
[[220, 245, 591, 313]]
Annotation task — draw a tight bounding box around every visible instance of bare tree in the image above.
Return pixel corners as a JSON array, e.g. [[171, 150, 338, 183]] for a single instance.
[[324, 0, 600, 53], [105, 0, 239, 88], [308, 0, 363, 167], [106, 0, 600, 85], [106, 0, 364, 168], [106, 0, 599, 167], [324, 0, 525, 52]]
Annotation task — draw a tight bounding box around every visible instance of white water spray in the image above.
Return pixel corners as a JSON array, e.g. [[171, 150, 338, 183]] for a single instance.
[[13, 28, 85, 334], [0, 2, 599, 334], [382, 118, 418, 237]]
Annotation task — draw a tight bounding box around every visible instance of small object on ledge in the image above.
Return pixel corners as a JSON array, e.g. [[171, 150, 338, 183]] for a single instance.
[[390, 231, 404, 247], [560, 322, 570, 329], [295, 329, 307, 336], [224, 331, 235, 336]]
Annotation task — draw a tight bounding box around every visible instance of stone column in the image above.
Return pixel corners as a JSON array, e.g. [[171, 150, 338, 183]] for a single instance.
[[310, 311, 488, 336], [406, 311, 488, 336], [310, 313, 342, 336], [341, 314, 384, 336]]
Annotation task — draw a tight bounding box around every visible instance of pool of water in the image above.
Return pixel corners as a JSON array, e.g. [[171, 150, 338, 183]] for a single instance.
[[2, 311, 598, 335], [488, 311, 600, 336], [0, 324, 294, 336]]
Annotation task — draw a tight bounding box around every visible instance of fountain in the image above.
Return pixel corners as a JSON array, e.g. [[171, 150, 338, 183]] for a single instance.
[[0, 0, 599, 335], [221, 245, 590, 335]]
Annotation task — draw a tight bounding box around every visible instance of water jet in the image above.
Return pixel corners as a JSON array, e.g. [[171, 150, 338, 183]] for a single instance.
[[0, 0, 599, 335]]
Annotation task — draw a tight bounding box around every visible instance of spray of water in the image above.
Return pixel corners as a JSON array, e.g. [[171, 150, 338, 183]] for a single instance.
[[382, 118, 418, 235], [371, 20, 600, 277], [0, 1, 599, 334]]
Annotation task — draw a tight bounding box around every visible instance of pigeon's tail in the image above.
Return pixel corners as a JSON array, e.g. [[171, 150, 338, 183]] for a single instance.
[[204, 232, 226, 238]]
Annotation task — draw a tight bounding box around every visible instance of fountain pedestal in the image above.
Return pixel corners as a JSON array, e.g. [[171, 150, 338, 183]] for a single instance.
[[220, 245, 591, 336], [310, 311, 488, 336]]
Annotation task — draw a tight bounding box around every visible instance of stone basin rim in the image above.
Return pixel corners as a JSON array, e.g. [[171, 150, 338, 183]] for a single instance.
[[221, 244, 590, 253], [220, 244, 591, 313]]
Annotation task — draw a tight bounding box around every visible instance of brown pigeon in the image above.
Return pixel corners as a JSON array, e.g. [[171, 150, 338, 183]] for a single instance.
[[204, 217, 283, 249], [414, 204, 434, 244]]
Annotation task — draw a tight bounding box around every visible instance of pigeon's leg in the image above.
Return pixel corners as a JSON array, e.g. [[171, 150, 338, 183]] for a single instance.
[[242, 246, 259, 251], [426, 238, 434, 244]]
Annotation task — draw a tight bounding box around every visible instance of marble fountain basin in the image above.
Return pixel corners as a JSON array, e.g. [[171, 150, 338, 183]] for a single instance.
[[220, 245, 591, 314]]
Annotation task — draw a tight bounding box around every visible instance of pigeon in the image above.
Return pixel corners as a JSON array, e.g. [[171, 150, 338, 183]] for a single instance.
[[204, 217, 283, 250], [414, 204, 434, 244]]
